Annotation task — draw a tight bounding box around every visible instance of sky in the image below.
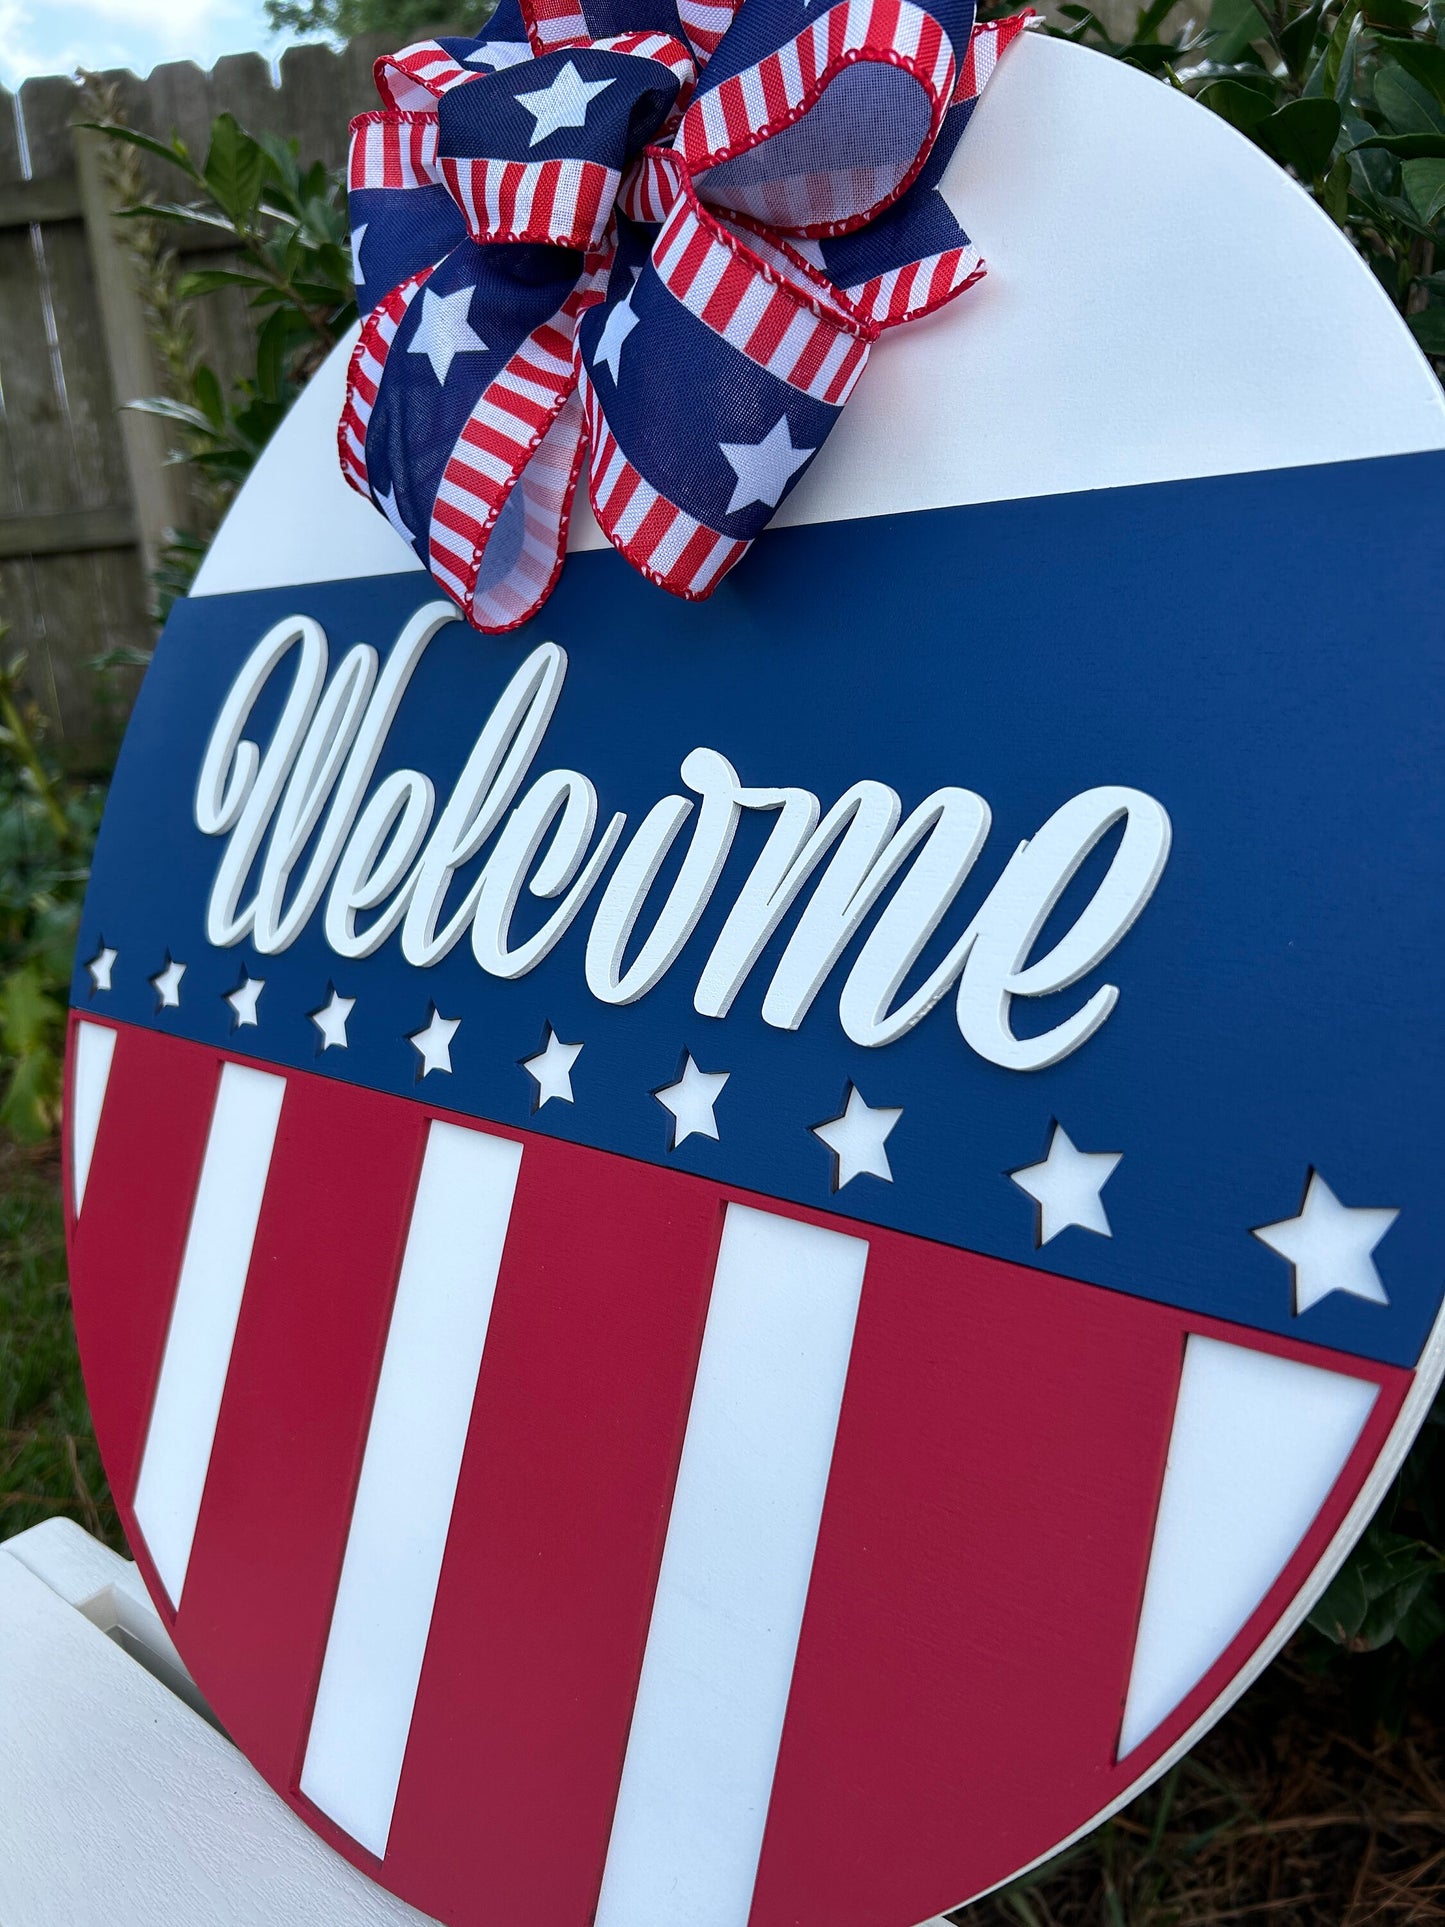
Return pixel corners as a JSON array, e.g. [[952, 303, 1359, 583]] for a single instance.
[[0, 0, 275, 93]]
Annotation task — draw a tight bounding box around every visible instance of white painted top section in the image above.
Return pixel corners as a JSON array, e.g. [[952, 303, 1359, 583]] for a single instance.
[[1117, 1334, 1378, 1758], [192, 33, 1445, 601]]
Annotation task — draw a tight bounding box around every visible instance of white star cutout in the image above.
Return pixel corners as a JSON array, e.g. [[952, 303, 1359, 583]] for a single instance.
[[86, 944, 117, 993], [409, 1005, 460, 1077], [466, 37, 533, 68], [375, 482, 414, 546], [311, 988, 355, 1052], [593, 282, 639, 385], [812, 1083, 902, 1190], [513, 60, 615, 147], [150, 955, 186, 1010], [407, 284, 488, 385], [1254, 1171, 1398, 1315], [522, 1026, 583, 1109], [225, 971, 265, 1029], [350, 220, 368, 285], [718, 415, 815, 516], [1009, 1122, 1121, 1245], [654, 1053, 729, 1149]]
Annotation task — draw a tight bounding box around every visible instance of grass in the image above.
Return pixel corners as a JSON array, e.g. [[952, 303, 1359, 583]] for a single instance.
[[0, 1150, 1439, 1922], [0, 1143, 120, 1551]]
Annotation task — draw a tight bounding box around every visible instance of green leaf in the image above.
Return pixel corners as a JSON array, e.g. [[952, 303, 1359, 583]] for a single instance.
[[1200, 77, 1278, 128], [1307, 0, 1362, 99], [1351, 128, 1445, 153], [1324, 153, 1353, 216], [0, 1047, 61, 1143], [202, 112, 271, 224], [77, 120, 199, 179], [1207, 0, 1266, 65], [1309, 1528, 1445, 1650], [176, 267, 272, 298], [1374, 61, 1445, 134], [113, 200, 244, 235], [1403, 153, 1445, 216], [1378, 34, 1445, 108], [1365, 0, 1424, 25], [123, 396, 218, 432], [0, 963, 60, 1057], [1258, 95, 1343, 173], [193, 362, 227, 430], [1409, 304, 1445, 349], [255, 308, 290, 403]]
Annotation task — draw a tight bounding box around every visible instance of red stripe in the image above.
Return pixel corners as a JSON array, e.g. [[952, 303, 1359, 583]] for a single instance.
[[173, 1067, 429, 1794], [382, 1135, 722, 1926], [720, 76, 753, 151], [463, 416, 529, 468], [700, 249, 756, 331], [760, 52, 791, 123], [784, 313, 836, 391], [668, 219, 716, 300], [65, 1016, 218, 1509], [631, 490, 686, 563], [749, 1236, 1189, 1927], [745, 284, 800, 365]]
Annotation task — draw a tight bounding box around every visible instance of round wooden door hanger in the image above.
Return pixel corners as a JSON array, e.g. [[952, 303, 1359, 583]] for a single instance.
[[64, 31, 1445, 1927]]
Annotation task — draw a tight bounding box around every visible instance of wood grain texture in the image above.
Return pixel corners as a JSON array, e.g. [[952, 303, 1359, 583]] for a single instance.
[[0, 33, 459, 753]]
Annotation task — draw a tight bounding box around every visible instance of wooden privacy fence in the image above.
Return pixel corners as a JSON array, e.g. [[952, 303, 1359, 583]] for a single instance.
[[0, 35, 417, 762]]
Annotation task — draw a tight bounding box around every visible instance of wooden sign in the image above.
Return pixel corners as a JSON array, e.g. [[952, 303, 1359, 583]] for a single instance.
[[63, 35, 1445, 1927]]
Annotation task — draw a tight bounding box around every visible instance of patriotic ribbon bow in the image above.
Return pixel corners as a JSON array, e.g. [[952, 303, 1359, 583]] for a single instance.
[[342, 0, 1029, 631]]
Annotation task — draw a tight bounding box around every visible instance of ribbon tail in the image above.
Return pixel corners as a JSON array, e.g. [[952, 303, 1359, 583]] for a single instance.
[[577, 178, 872, 603]]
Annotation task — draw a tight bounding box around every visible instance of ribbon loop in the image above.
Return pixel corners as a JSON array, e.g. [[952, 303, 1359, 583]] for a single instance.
[[677, 0, 971, 237], [435, 36, 693, 250], [342, 0, 1032, 631]]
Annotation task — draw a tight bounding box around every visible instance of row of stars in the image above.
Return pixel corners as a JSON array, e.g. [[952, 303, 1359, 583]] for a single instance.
[[87, 943, 1399, 1316]]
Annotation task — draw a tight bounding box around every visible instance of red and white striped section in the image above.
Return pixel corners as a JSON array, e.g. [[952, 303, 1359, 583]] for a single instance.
[[677, 0, 745, 64], [338, 269, 430, 496], [348, 109, 443, 193], [66, 1017, 1410, 1927], [844, 238, 986, 328], [579, 360, 749, 599], [439, 153, 620, 247], [651, 167, 874, 402], [523, 0, 590, 54], [676, 0, 957, 231], [955, 9, 1035, 106], [592, 28, 697, 86], [374, 38, 484, 110], [425, 261, 605, 630]]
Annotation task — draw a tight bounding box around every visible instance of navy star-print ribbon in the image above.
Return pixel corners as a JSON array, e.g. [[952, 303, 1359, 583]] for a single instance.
[[342, 0, 1031, 631]]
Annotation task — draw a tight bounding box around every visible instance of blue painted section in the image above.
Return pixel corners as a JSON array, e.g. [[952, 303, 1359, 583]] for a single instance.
[[75, 450, 1445, 1370]]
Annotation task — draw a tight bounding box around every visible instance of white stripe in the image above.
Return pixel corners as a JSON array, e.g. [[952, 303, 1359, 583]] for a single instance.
[[647, 507, 699, 574], [611, 474, 659, 542], [70, 1021, 117, 1217], [594, 1204, 867, 1927], [681, 237, 730, 315], [690, 528, 737, 591], [132, 1063, 286, 1606], [300, 1120, 523, 1858], [894, 0, 924, 60], [1118, 1334, 1378, 1757], [512, 161, 539, 233], [738, 64, 768, 130], [811, 329, 853, 399], [701, 86, 731, 154], [776, 34, 804, 105], [769, 306, 818, 382]]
